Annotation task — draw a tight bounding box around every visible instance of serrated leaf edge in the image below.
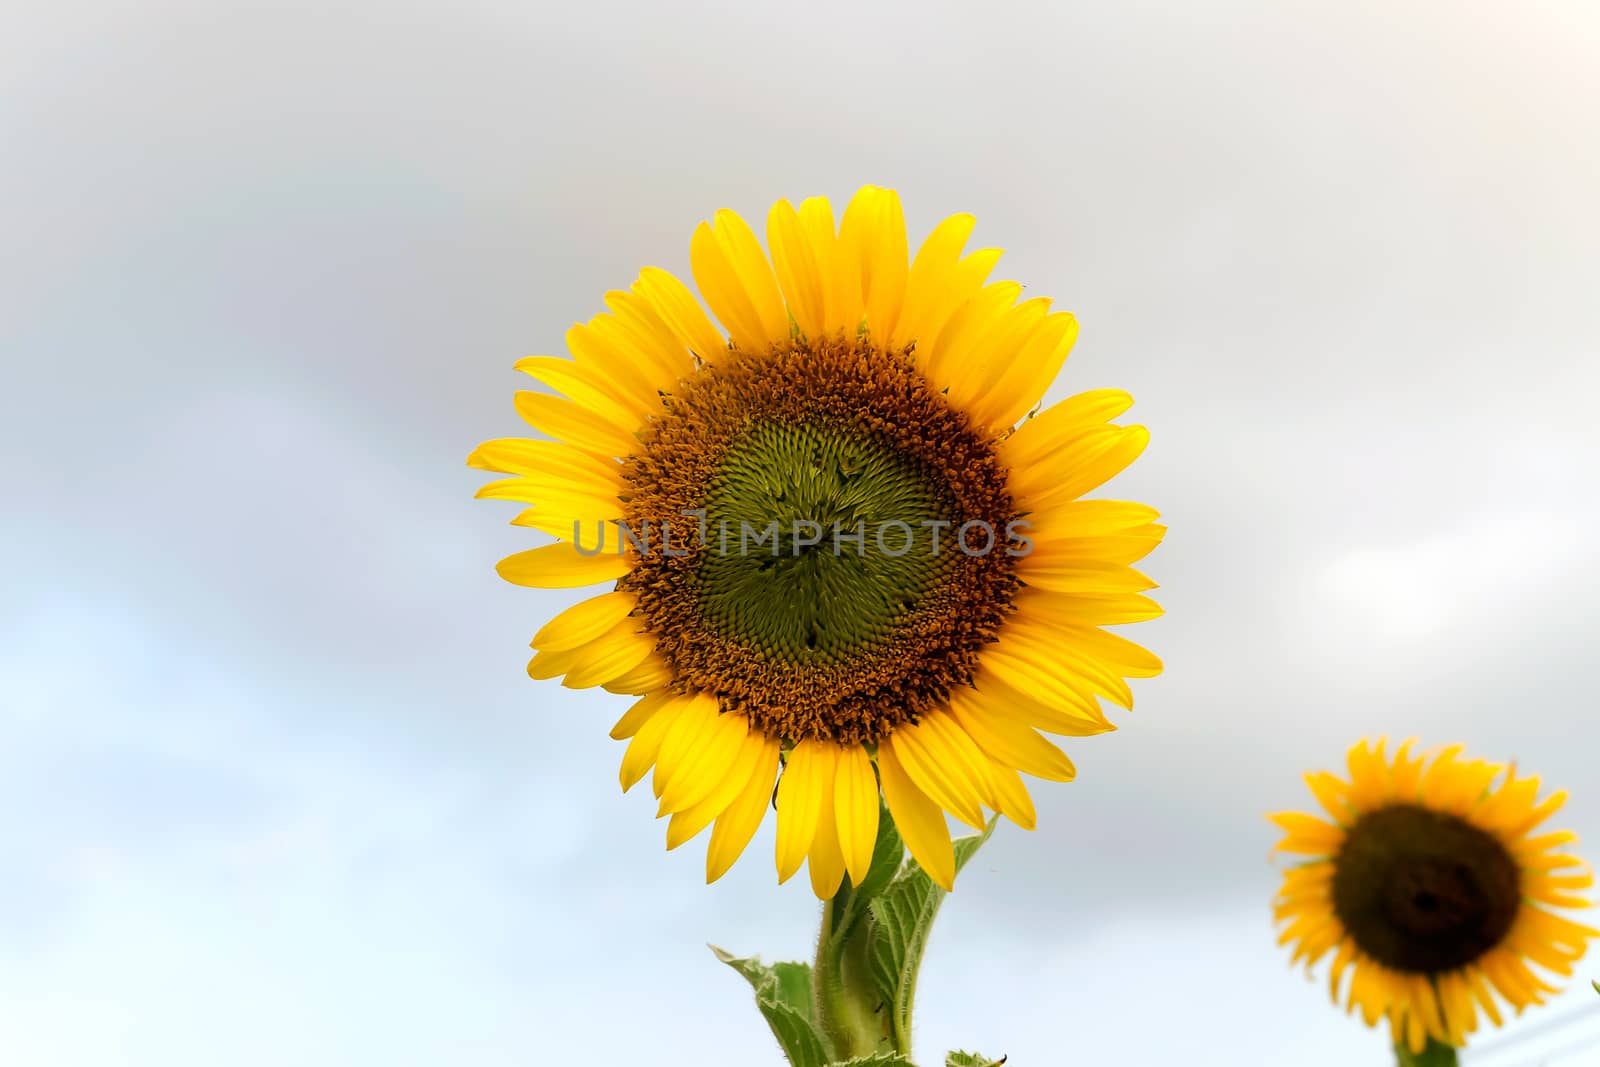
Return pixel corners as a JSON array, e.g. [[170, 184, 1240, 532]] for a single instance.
[[866, 820, 997, 1050], [711, 944, 831, 1067]]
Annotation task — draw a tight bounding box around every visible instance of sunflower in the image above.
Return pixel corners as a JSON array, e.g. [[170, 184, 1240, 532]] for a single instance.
[[1271, 739, 1597, 1054], [470, 186, 1164, 897]]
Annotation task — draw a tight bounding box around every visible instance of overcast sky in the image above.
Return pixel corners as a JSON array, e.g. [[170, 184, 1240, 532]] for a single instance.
[[4, 2, 1600, 1064]]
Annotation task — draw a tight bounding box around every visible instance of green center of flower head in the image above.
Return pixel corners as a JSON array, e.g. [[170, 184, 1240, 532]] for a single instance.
[[1332, 804, 1521, 974], [697, 422, 963, 663], [620, 335, 1022, 744]]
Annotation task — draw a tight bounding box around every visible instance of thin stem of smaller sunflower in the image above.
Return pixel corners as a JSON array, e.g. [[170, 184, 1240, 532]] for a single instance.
[[813, 885, 897, 1060], [1394, 1037, 1457, 1066]]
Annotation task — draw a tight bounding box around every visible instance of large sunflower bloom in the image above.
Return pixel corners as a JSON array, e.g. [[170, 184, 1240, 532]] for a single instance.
[[1271, 739, 1597, 1054], [471, 186, 1164, 897]]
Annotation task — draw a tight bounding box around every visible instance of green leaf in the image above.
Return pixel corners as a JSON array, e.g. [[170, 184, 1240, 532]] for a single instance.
[[946, 1052, 1006, 1067], [711, 945, 831, 1067], [711, 946, 816, 1021], [1394, 1038, 1458, 1067], [832, 1055, 914, 1066], [865, 819, 997, 1051], [1593, 979, 1600, 995], [854, 805, 906, 902], [769, 960, 815, 1018]]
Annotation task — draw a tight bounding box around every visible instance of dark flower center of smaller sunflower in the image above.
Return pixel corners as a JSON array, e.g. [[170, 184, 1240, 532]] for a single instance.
[[618, 334, 1022, 745], [1331, 804, 1521, 974]]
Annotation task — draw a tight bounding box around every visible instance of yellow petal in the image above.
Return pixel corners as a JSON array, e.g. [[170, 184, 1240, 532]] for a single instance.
[[514, 356, 640, 434], [766, 199, 826, 338], [467, 438, 623, 485], [1018, 526, 1166, 573], [690, 211, 789, 352], [1345, 739, 1392, 812], [885, 724, 986, 830], [525, 646, 577, 681], [602, 652, 674, 695], [921, 281, 1023, 396], [1010, 559, 1157, 596], [981, 674, 1109, 739], [1024, 499, 1163, 536], [1003, 389, 1136, 470], [1472, 767, 1540, 832], [1524, 866, 1595, 909], [513, 390, 639, 459], [841, 186, 908, 345], [511, 517, 624, 560], [969, 663, 1113, 736], [878, 741, 954, 891], [775, 740, 833, 883], [564, 320, 669, 417], [468, 457, 619, 503], [1409, 973, 1447, 1047], [1405, 1002, 1426, 1055], [893, 213, 977, 350], [1385, 739, 1427, 807], [634, 266, 728, 360], [657, 701, 751, 815], [944, 297, 1054, 420], [1505, 788, 1570, 838], [1281, 914, 1340, 962], [976, 312, 1081, 430], [619, 695, 689, 792], [496, 543, 631, 589], [1417, 745, 1466, 810], [1011, 588, 1164, 627], [1436, 971, 1476, 1044], [834, 745, 881, 887], [1268, 812, 1345, 855], [799, 196, 862, 335], [985, 627, 1136, 711], [598, 289, 695, 385], [533, 591, 638, 652], [1437, 756, 1504, 817], [807, 764, 847, 899], [706, 737, 781, 883], [1303, 771, 1355, 826], [1012, 425, 1151, 510], [901, 245, 1008, 362], [1346, 958, 1384, 1023], [666, 730, 771, 850], [610, 691, 673, 740], [978, 644, 1095, 710], [984, 759, 1037, 830], [1326, 937, 1356, 1003], [562, 623, 655, 689], [921, 711, 1003, 814], [473, 471, 623, 516], [651, 693, 722, 801], [1046, 622, 1164, 678], [947, 688, 1079, 782], [1465, 966, 1504, 1028]]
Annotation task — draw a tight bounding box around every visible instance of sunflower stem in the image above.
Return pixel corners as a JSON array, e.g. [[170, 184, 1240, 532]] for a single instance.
[[1394, 1038, 1457, 1066], [814, 886, 899, 1059]]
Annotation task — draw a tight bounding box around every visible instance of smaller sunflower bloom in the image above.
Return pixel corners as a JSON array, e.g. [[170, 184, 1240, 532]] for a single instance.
[[1270, 739, 1597, 1055]]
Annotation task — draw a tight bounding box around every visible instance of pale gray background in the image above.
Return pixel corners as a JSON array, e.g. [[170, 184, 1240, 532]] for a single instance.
[[4, 1, 1599, 1064]]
